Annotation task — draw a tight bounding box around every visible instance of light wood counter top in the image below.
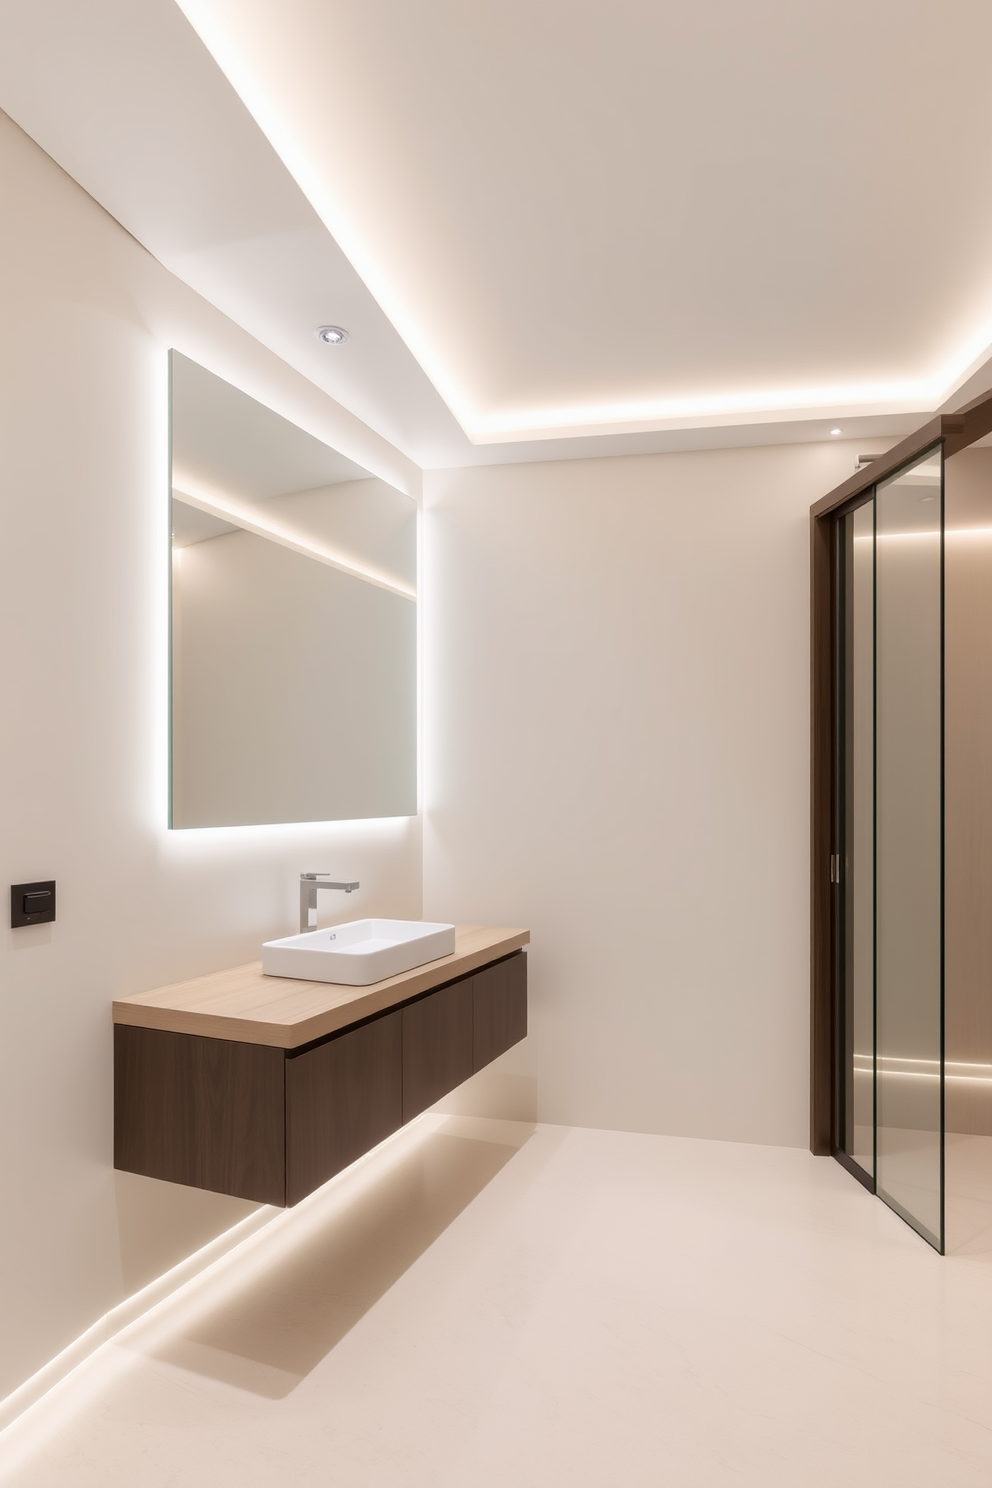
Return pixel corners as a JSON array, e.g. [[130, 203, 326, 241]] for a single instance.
[[113, 925, 530, 1049]]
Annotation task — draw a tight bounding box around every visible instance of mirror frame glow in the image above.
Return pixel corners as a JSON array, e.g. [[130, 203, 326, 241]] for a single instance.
[[167, 351, 417, 830]]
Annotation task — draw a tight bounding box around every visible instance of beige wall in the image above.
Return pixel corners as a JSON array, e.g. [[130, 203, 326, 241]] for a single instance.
[[422, 440, 857, 1146], [0, 112, 422, 1400]]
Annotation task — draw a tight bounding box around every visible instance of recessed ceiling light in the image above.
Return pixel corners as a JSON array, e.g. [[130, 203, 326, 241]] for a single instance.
[[830, 427, 842, 436], [315, 325, 349, 345]]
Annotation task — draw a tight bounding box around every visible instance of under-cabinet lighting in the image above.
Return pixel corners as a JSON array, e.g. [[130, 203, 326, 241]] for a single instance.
[[0, 1110, 438, 1447], [171, 481, 416, 601], [831, 428, 842, 435]]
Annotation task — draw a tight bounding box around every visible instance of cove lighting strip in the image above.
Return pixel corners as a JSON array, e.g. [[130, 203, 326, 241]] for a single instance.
[[172, 482, 416, 601], [466, 380, 942, 442], [174, 1, 992, 445], [466, 319, 992, 439], [0, 1206, 276, 1438]]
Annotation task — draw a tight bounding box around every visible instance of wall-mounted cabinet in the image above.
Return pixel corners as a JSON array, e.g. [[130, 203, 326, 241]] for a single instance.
[[114, 927, 528, 1207]]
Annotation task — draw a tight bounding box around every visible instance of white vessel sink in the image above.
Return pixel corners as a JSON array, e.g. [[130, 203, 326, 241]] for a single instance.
[[262, 919, 456, 986]]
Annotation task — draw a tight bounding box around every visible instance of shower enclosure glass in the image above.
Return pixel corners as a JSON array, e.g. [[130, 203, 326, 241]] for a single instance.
[[874, 449, 943, 1249], [836, 447, 944, 1251]]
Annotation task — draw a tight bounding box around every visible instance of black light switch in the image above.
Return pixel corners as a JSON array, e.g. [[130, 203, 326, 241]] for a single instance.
[[11, 880, 56, 928]]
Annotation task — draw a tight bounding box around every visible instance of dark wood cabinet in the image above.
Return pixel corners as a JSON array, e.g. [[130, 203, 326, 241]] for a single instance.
[[401, 978, 475, 1122], [473, 953, 528, 1071], [114, 1025, 286, 1205], [285, 1010, 402, 1206], [115, 949, 527, 1207]]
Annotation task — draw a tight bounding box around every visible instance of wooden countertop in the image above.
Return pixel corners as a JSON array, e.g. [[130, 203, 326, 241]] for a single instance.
[[113, 925, 530, 1049]]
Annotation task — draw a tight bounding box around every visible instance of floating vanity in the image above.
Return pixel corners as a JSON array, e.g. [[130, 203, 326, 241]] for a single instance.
[[113, 925, 529, 1207]]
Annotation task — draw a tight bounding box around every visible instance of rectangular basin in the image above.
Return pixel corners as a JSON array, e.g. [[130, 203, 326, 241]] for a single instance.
[[262, 919, 456, 986]]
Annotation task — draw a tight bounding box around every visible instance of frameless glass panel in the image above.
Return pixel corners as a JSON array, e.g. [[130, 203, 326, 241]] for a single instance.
[[942, 447, 992, 1252], [838, 500, 874, 1178], [875, 447, 943, 1250]]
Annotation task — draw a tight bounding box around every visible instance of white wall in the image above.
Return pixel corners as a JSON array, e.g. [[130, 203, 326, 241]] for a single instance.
[[0, 111, 422, 1400], [423, 442, 857, 1147]]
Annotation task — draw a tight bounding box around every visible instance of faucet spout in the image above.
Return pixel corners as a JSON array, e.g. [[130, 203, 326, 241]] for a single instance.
[[299, 873, 360, 933]]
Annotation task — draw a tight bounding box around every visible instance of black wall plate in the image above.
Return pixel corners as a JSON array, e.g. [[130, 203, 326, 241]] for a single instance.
[[11, 880, 56, 927]]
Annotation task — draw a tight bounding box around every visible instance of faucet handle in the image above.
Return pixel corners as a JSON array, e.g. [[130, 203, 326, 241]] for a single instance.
[[301, 873, 359, 891]]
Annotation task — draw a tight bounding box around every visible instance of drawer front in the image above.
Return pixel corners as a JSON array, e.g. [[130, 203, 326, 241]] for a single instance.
[[285, 1010, 402, 1206], [473, 952, 528, 1071], [114, 1024, 286, 1206], [402, 978, 474, 1122]]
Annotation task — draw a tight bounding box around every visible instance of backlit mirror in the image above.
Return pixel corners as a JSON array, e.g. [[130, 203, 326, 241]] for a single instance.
[[168, 352, 417, 828]]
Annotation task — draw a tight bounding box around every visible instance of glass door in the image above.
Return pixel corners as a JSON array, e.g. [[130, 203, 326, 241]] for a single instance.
[[874, 448, 944, 1250], [836, 447, 944, 1251]]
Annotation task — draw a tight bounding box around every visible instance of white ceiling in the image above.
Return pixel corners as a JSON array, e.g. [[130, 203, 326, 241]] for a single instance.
[[0, 0, 473, 467], [2, 0, 992, 466]]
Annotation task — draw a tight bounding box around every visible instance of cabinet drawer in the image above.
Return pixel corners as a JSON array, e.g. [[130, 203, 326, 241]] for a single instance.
[[114, 1024, 286, 1205], [285, 1010, 402, 1206], [402, 978, 474, 1122], [473, 952, 528, 1070]]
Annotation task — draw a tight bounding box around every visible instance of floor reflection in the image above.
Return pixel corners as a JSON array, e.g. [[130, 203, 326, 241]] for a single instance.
[[152, 1117, 533, 1397], [946, 1132, 992, 1255]]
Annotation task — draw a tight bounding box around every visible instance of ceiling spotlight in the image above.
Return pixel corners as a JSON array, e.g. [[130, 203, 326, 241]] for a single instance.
[[315, 325, 349, 345], [830, 427, 842, 436]]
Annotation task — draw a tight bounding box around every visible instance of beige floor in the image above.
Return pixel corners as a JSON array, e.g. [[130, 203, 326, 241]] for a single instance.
[[948, 1132, 992, 1254], [4, 1117, 992, 1487]]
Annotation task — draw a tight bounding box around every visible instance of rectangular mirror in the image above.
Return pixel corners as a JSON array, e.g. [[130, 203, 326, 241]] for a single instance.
[[169, 351, 417, 829]]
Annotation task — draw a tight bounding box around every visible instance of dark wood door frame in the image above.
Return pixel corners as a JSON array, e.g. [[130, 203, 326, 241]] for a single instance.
[[809, 392, 992, 1154]]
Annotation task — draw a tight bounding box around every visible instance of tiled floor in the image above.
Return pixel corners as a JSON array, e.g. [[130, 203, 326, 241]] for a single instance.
[[4, 1116, 992, 1486]]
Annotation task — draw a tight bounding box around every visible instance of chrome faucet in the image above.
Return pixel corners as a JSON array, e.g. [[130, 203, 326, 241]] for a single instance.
[[299, 873, 360, 933]]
